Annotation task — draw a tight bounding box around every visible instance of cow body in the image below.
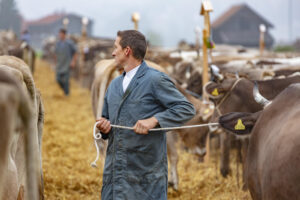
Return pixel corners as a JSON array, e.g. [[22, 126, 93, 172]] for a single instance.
[[219, 84, 300, 200], [247, 85, 300, 199], [0, 70, 39, 200], [0, 56, 44, 199]]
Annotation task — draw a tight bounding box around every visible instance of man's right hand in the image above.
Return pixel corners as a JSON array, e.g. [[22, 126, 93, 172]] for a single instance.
[[96, 118, 111, 134]]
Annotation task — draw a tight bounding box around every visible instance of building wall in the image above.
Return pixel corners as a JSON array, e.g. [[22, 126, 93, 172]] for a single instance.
[[212, 7, 274, 48], [27, 14, 93, 50]]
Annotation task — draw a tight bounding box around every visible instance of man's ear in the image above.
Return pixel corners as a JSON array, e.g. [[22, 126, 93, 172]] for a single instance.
[[218, 111, 261, 136], [125, 46, 131, 56]]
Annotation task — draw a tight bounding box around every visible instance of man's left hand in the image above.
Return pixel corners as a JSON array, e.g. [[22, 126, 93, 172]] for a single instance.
[[133, 117, 158, 134]]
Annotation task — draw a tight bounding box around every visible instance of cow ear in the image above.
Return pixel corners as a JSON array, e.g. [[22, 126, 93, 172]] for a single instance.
[[204, 81, 224, 99], [219, 112, 260, 136]]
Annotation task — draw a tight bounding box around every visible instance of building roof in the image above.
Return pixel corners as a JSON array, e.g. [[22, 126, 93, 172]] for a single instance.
[[25, 12, 67, 26], [212, 4, 274, 29]]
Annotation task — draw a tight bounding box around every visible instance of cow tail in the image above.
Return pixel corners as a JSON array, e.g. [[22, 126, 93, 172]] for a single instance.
[[91, 79, 99, 119]]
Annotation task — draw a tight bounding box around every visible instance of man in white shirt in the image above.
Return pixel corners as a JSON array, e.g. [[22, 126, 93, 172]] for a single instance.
[[96, 30, 195, 200]]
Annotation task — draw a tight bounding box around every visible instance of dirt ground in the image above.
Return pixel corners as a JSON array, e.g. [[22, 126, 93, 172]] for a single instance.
[[34, 59, 251, 200]]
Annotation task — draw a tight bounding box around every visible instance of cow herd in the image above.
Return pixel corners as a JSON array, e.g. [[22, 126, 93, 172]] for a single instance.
[[1, 31, 300, 199], [87, 46, 300, 200]]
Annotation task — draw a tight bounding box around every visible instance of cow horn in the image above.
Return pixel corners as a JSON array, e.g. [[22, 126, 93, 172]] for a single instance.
[[211, 64, 224, 81], [253, 82, 271, 107], [235, 72, 240, 79]]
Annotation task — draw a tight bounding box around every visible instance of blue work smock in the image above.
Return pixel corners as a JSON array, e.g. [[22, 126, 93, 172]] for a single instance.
[[101, 61, 195, 200]]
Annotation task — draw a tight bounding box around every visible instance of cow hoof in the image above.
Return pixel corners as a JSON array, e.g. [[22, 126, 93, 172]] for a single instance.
[[242, 183, 248, 191], [168, 182, 178, 191], [17, 185, 24, 200], [198, 157, 204, 163], [220, 168, 231, 177]]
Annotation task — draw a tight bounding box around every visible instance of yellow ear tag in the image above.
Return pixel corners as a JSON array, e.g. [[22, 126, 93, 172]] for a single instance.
[[234, 119, 245, 130], [212, 88, 219, 96], [204, 108, 210, 114]]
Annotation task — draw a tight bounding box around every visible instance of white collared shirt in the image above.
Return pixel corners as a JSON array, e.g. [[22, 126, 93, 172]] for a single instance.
[[122, 65, 141, 92]]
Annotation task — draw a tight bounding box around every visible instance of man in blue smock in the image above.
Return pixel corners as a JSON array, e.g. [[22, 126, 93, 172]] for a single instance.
[[54, 28, 77, 96], [96, 30, 195, 200]]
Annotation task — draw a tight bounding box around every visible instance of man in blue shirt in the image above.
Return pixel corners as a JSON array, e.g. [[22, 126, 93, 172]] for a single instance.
[[54, 28, 77, 96], [96, 30, 195, 200]]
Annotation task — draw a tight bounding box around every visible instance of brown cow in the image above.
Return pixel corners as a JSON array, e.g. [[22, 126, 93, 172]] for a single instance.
[[219, 83, 300, 200], [0, 69, 38, 200], [205, 75, 300, 185]]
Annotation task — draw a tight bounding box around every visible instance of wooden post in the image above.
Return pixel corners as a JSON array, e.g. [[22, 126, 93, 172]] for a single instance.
[[62, 18, 69, 30], [81, 17, 89, 39], [195, 26, 201, 59], [202, 29, 209, 88], [78, 17, 89, 87], [200, 0, 213, 163], [131, 12, 140, 31], [259, 24, 266, 57], [202, 28, 210, 163]]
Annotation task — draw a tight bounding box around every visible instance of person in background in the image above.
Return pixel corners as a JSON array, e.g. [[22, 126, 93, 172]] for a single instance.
[[96, 30, 195, 200], [21, 29, 31, 44], [54, 28, 77, 96]]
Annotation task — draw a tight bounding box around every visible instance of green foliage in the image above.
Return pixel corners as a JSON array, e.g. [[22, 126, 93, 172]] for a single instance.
[[0, 0, 21, 35], [146, 30, 163, 47], [35, 50, 43, 59], [274, 45, 295, 52]]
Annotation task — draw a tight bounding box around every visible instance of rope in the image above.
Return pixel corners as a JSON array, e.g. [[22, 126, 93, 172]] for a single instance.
[[91, 121, 219, 168]]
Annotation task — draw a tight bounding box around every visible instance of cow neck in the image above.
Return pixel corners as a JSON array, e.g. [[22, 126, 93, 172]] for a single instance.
[[215, 78, 243, 116]]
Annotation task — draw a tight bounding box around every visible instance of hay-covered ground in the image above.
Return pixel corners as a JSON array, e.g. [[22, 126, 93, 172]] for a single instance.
[[34, 59, 251, 200]]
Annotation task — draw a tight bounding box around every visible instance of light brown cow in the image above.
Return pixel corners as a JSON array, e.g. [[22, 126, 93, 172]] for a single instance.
[[0, 69, 38, 200], [219, 83, 300, 200], [0, 56, 44, 199]]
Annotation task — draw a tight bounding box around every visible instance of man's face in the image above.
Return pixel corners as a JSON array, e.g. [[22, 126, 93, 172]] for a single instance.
[[59, 32, 66, 40], [112, 36, 128, 67]]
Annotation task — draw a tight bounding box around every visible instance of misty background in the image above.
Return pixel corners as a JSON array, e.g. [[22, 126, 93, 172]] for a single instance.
[[6, 0, 300, 47]]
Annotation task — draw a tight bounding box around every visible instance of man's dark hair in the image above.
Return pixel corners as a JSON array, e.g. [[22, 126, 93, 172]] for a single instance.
[[59, 28, 67, 34], [117, 30, 147, 60]]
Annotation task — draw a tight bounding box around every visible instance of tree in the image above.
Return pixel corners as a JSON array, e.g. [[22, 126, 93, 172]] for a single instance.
[[0, 0, 21, 35], [146, 30, 163, 47]]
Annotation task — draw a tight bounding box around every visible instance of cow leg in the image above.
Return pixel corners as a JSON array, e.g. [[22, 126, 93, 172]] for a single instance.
[[0, 105, 11, 197], [220, 131, 231, 177], [166, 132, 179, 190], [241, 138, 249, 190], [0, 86, 20, 200], [17, 185, 24, 200], [3, 157, 19, 200], [36, 92, 45, 200]]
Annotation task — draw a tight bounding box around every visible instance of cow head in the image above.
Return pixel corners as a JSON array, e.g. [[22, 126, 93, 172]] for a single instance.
[[218, 111, 262, 138], [204, 78, 239, 121], [204, 79, 236, 101]]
